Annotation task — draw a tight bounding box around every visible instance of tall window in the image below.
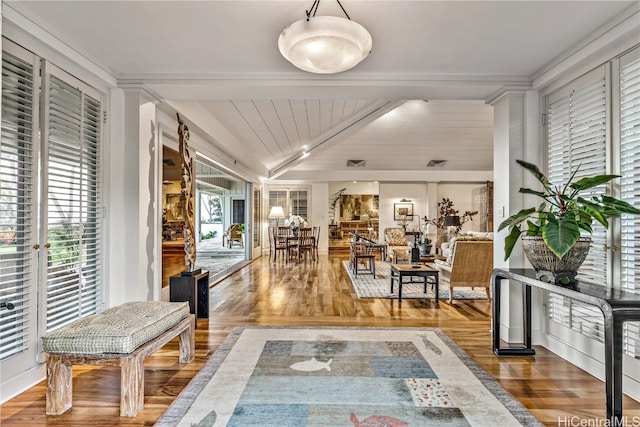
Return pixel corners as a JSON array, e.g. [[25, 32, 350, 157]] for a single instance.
[[0, 45, 37, 363], [44, 66, 103, 332], [267, 188, 310, 227], [547, 67, 608, 285], [0, 41, 104, 380], [544, 49, 640, 358], [253, 189, 261, 247], [619, 48, 640, 357]]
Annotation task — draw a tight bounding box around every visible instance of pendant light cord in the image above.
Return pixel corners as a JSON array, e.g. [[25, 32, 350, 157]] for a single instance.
[[306, 0, 351, 21]]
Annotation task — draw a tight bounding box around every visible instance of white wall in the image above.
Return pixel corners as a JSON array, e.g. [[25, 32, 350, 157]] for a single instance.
[[379, 183, 427, 236]]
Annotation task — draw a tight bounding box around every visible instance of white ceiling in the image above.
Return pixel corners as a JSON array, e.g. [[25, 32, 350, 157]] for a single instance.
[[5, 1, 636, 181]]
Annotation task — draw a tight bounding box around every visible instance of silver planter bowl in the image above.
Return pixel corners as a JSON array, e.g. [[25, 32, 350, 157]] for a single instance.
[[521, 235, 591, 275]]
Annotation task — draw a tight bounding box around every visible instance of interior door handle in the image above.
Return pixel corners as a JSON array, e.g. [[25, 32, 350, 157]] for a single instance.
[[0, 301, 15, 310]]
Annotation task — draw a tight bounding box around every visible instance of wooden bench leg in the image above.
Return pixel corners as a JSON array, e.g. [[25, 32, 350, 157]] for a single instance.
[[179, 316, 195, 363], [120, 355, 144, 417], [46, 354, 73, 415]]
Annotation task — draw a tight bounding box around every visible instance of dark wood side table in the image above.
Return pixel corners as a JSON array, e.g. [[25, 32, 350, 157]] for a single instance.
[[492, 268, 640, 425], [390, 263, 439, 305], [169, 269, 210, 326]]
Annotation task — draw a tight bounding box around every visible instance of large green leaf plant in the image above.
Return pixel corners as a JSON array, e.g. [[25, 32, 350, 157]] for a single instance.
[[498, 160, 640, 261]]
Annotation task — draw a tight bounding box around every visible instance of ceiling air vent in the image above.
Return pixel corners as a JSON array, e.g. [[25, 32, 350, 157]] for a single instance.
[[346, 160, 366, 167], [427, 159, 446, 167]]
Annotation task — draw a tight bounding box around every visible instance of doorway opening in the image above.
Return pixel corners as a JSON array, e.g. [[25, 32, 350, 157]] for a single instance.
[[161, 147, 247, 288]]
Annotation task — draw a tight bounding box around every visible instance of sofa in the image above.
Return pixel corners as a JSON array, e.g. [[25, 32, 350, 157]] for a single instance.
[[440, 231, 493, 258]]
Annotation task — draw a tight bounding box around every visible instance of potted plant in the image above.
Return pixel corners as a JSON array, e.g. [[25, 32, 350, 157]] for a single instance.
[[416, 232, 432, 256], [422, 198, 478, 244], [329, 188, 346, 225], [498, 159, 640, 283]]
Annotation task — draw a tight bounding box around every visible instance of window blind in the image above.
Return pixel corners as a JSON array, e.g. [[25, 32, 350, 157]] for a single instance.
[[0, 49, 36, 361], [289, 190, 308, 219], [44, 70, 102, 332], [546, 67, 607, 340], [620, 50, 640, 358], [268, 190, 287, 227], [253, 189, 261, 247]]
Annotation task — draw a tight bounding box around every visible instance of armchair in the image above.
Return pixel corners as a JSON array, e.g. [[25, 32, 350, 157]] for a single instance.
[[223, 223, 243, 248], [434, 238, 493, 303], [384, 227, 411, 263]]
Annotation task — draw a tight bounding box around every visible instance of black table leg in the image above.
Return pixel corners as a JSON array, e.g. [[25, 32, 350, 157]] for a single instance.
[[492, 274, 535, 356], [604, 314, 624, 425]]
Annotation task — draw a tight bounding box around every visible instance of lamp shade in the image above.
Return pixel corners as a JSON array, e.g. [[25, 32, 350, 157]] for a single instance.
[[443, 215, 461, 227], [278, 16, 372, 74], [269, 206, 286, 219]]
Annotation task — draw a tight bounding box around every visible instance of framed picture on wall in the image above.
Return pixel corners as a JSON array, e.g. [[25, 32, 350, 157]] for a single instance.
[[166, 193, 184, 221], [393, 203, 413, 220]]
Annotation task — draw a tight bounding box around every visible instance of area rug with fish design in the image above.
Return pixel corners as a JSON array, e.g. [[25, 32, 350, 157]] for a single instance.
[[342, 261, 489, 301], [156, 327, 542, 427]]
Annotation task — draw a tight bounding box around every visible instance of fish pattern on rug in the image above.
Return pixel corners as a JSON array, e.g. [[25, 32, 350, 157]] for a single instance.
[[156, 327, 543, 427], [342, 260, 489, 300]]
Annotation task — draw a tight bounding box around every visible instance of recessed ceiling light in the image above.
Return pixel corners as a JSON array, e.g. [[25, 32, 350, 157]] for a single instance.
[[347, 160, 365, 167], [427, 160, 447, 167]]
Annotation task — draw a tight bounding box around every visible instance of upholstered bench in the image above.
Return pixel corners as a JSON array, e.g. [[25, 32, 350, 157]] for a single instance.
[[41, 301, 195, 417]]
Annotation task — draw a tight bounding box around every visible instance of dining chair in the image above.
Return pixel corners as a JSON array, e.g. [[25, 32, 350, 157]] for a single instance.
[[274, 227, 291, 262], [350, 239, 375, 277], [298, 227, 316, 261], [313, 226, 320, 260], [269, 226, 288, 262]]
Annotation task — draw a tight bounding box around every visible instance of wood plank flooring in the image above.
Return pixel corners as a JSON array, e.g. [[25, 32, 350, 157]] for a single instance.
[[2, 254, 639, 426]]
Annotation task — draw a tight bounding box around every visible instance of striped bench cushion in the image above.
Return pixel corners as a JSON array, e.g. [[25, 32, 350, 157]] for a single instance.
[[41, 301, 190, 354]]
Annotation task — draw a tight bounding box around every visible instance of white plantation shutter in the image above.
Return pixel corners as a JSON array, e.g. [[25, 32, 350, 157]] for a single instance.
[[545, 67, 607, 341], [43, 66, 103, 332], [0, 46, 38, 362], [253, 189, 261, 247], [267, 188, 310, 227], [289, 190, 308, 219], [619, 48, 640, 358]]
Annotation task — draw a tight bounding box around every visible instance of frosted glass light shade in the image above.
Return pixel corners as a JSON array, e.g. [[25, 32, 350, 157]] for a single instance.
[[278, 16, 372, 74]]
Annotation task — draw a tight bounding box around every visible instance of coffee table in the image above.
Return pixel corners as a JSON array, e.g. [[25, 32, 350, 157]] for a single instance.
[[389, 263, 439, 305]]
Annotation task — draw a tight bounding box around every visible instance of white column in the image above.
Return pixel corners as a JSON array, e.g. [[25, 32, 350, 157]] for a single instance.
[[311, 183, 329, 254], [490, 89, 539, 343], [108, 87, 161, 305]]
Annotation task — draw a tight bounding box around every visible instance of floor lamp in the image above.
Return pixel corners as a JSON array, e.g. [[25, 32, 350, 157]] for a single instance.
[[269, 206, 286, 227]]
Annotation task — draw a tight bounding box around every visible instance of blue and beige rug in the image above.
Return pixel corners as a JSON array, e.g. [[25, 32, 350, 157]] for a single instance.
[[156, 327, 542, 426], [342, 261, 489, 301]]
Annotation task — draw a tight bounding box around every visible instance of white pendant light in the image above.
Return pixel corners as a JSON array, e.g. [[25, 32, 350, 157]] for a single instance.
[[278, 1, 372, 74]]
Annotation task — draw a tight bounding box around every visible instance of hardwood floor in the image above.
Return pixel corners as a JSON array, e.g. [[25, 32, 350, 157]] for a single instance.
[[2, 254, 639, 426]]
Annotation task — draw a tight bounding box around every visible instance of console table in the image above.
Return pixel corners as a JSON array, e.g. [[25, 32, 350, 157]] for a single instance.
[[491, 268, 640, 424]]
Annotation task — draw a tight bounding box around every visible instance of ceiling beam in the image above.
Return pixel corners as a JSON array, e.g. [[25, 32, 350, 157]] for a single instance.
[[268, 100, 406, 179]]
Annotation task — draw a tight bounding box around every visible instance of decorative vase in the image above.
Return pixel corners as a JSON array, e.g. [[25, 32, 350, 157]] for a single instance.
[[521, 235, 591, 285], [292, 227, 299, 236], [418, 243, 432, 256]]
